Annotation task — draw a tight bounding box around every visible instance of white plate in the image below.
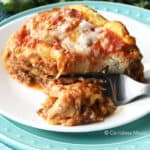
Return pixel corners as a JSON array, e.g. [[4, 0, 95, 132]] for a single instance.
[[0, 11, 150, 133]]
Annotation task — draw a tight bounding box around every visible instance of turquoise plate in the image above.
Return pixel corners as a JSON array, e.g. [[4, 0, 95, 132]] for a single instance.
[[0, 1, 150, 150]]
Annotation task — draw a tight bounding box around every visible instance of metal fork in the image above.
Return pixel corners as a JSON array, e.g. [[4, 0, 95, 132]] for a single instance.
[[106, 74, 150, 106]]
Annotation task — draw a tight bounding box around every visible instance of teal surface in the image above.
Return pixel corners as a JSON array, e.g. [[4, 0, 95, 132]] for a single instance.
[[0, 1, 150, 150], [0, 142, 13, 150]]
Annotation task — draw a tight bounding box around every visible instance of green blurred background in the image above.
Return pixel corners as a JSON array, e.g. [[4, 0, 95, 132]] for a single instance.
[[0, 0, 150, 21]]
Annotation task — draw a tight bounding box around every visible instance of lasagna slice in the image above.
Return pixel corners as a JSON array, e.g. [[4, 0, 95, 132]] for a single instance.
[[3, 5, 144, 126], [3, 4, 143, 85]]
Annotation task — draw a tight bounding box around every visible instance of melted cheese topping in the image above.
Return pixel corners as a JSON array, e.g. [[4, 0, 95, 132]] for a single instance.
[[23, 8, 128, 57], [62, 20, 104, 55]]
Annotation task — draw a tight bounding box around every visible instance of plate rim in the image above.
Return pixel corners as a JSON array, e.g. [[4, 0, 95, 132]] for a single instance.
[[0, 1, 150, 149]]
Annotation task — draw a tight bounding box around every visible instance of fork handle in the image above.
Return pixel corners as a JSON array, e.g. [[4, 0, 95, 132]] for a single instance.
[[144, 84, 150, 96]]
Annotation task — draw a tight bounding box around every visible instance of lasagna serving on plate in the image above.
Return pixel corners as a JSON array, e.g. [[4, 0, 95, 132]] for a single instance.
[[3, 5, 144, 126]]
